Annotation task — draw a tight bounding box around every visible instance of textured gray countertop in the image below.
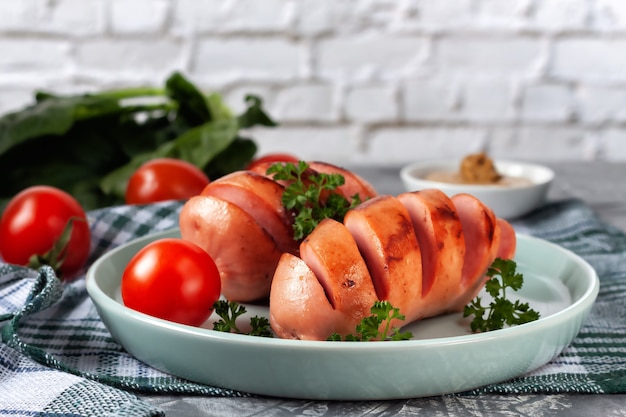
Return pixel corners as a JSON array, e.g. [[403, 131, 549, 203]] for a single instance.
[[140, 161, 626, 417]]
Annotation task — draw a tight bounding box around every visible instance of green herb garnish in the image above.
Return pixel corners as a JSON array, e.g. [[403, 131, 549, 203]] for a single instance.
[[328, 301, 413, 341], [463, 258, 541, 333], [212, 300, 272, 337], [267, 161, 362, 240]]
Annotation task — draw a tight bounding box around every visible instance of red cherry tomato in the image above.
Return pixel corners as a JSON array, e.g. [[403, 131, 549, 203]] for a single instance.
[[125, 158, 210, 205], [121, 238, 221, 327], [0, 185, 91, 279], [246, 153, 299, 171]]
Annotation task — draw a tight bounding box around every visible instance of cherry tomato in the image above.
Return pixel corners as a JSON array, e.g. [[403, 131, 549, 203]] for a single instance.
[[246, 153, 299, 171], [0, 185, 91, 279], [121, 238, 221, 327], [125, 158, 210, 205]]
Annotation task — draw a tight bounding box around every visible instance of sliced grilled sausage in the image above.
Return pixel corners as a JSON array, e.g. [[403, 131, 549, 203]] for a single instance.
[[269, 191, 517, 340]]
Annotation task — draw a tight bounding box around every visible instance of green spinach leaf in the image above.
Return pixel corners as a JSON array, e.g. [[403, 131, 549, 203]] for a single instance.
[[0, 72, 277, 213]]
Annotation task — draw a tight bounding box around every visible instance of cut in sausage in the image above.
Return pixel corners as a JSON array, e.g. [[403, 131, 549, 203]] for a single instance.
[[269, 253, 345, 340], [452, 193, 499, 285], [397, 189, 466, 317], [448, 193, 501, 311], [201, 171, 298, 255], [299, 219, 378, 317], [179, 195, 282, 302], [496, 217, 517, 260], [344, 195, 423, 323]]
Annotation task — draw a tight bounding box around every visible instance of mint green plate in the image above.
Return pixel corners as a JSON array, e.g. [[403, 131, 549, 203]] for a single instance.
[[86, 230, 599, 400]]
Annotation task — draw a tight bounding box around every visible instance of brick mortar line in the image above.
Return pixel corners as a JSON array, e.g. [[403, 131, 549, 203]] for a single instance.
[[270, 120, 626, 129], [5, 29, 626, 40]]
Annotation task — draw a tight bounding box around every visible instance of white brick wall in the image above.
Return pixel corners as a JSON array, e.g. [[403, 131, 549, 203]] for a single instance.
[[1, 0, 626, 165]]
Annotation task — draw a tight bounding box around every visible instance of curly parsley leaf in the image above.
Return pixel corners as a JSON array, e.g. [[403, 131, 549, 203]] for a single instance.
[[249, 316, 272, 337], [212, 300, 272, 337], [463, 258, 541, 333], [328, 300, 413, 342], [267, 161, 362, 240]]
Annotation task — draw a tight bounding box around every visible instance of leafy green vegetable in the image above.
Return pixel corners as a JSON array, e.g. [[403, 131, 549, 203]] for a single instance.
[[463, 258, 541, 333], [328, 301, 413, 342], [267, 161, 362, 240], [212, 300, 272, 337], [237, 95, 278, 129], [0, 72, 276, 212]]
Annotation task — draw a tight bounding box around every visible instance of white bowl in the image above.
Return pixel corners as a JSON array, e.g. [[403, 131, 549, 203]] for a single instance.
[[400, 159, 555, 219]]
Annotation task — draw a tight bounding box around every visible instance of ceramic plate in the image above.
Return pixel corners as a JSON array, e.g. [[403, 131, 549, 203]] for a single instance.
[[86, 229, 599, 400]]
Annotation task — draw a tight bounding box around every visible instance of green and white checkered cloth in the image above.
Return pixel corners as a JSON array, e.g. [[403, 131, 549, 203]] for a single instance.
[[1, 198, 625, 416]]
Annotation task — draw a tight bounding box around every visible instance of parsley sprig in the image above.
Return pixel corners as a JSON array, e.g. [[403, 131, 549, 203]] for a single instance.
[[463, 258, 541, 333], [212, 300, 272, 337], [328, 301, 413, 341], [267, 161, 362, 240]]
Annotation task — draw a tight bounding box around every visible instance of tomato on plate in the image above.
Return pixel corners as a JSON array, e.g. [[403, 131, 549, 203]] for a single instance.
[[125, 158, 210, 205], [246, 153, 299, 171], [0, 185, 91, 279], [121, 238, 221, 327]]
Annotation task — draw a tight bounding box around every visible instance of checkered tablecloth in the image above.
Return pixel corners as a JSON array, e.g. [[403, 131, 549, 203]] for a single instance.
[[1, 199, 625, 416]]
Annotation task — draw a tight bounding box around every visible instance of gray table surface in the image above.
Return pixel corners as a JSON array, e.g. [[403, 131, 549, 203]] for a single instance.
[[140, 161, 626, 416]]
